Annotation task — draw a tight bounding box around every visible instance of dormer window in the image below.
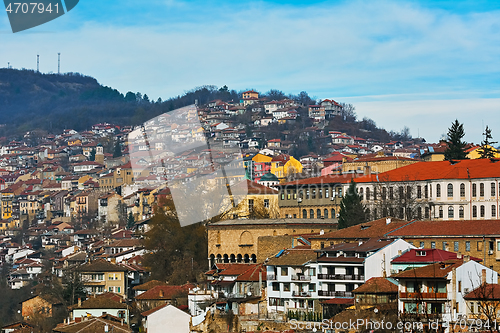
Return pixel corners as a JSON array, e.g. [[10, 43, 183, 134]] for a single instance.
[[416, 250, 426, 256]]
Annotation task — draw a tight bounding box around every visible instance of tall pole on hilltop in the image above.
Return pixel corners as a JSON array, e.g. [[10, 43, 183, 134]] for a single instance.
[[58, 53, 60, 74]]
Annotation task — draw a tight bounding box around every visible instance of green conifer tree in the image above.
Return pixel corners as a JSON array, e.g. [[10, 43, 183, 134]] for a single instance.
[[444, 119, 468, 160], [478, 126, 498, 159], [338, 179, 367, 229]]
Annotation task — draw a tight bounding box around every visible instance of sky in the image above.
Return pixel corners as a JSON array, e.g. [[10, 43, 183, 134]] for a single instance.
[[1, 0, 499, 143]]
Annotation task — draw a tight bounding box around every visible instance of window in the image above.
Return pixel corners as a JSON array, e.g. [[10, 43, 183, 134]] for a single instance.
[[491, 183, 496, 197], [443, 242, 447, 250], [466, 241, 470, 252], [338, 188, 342, 197], [331, 208, 336, 218], [317, 209, 321, 218], [480, 183, 484, 197], [436, 184, 441, 197], [419, 241, 424, 248], [382, 187, 387, 200], [272, 282, 279, 291], [283, 283, 290, 292], [460, 183, 465, 197], [264, 199, 269, 208], [116, 287, 121, 293], [447, 184, 453, 197], [302, 209, 307, 218], [309, 284, 316, 292], [448, 206, 454, 218], [431, 242, 435, 249], [458, 281, 461, 292], [389, 187, 394, 200], [473, 205, 477, 218], [319, 189, 322, 199], [480, 205, 485, 217], [325, 187, 329, 198], [425, 207, 429, 219], [366, 188, 370, 200], [439, 206, 443, 218], [459, 206, 464, 218], [281, 267, 288, 276], [312, 189, 316, 199], [454, 241, 459, 252], [417, 207, 422, 219], [324, 209, 328, 219], [417, 250, 426, 256], [248, 199, 254, 212], [306, 190, 310, 199], [492, 205, 496, 217], [109, 287, 113, 292], [424, 185, 428, 198], [417, 186, 422, 199], [477, 241, 483, 251], [472, 183, 477, 197], [299, 190, 303, 199], [309, 209, 314, 219]]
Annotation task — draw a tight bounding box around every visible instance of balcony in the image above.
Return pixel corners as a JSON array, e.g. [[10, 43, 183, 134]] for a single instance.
[[399, 292, 447, 300], [317, 274, 364, 281], [291, 275, 311, 281], [292, 291, 311, 297], [318, 291, 353, 297]]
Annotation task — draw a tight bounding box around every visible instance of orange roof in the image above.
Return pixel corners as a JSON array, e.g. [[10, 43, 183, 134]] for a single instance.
[[311, 217, 411, 240], [352, 277, 398, 294], [354, 159, 500, 183], [464, 283, 500, 300], [394, 260, 463, 279], [135, 284, 193, 300], [388, 219, 500, 237], [280, 174, 354, 187]]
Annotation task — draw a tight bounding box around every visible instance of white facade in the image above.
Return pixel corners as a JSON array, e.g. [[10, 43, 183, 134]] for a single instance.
[[364, 238, 415, 280], [143, 305, 190, 333]]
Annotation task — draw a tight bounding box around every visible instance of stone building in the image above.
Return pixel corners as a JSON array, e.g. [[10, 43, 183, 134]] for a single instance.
[[207, 218, 337, 266]]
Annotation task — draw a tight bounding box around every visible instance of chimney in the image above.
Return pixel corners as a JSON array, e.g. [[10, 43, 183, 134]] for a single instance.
[[386, 218, 391, 225], [463, 255, 470, 262], [482, 269, 487, 285], [457, 252, 462, 259], [78, 298, 81, 307]]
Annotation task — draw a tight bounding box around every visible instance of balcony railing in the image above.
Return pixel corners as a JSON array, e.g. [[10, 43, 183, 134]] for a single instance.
[[318, 291, 353, 297], [317, 274, 364, 281], [292, 291, 311, 297], [291, 275, 311, 281], [399, 292, 447, 299]]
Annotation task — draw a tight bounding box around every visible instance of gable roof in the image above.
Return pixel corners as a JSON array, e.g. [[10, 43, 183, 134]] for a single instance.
[[394, 260, 463, 279], [76, 259, 127, 272], [387, 219, 500, 238], [391, 248, 481, 264], [311, 217, 411, 240], [464, 283, 500, 300], [352, 277, 398, 294], [135, 284, 193, 301]]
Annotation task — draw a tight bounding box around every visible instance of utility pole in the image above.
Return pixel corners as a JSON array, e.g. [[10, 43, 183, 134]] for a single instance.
[[58, 53, 60, 74], [37, 54, 39, 72]]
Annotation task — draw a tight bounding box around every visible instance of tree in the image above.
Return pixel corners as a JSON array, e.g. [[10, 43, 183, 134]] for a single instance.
[[89, 148, 96, 161], [127, 211, 135, 229], [61, 268, 86, 306], [478, 126, 498, 159], [444, 119, 468, 160], [338, 180, 367, 229], [113, 141, 122, 158], [339, 103, 357, 122]]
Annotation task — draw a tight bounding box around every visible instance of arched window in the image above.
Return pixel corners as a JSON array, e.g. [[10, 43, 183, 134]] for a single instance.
[[324, 209, 328, 219], [237, 254, 242, 263], [216, 254, 222, 263], [365, 208, 370, 218], [439, 206, 443, 218], [480, 183, 485, 197], [425, 207, 429, 219], [480, 205, 485, 217], [436, 184, 441, 197], [223, 254, 229, 263], [491, 183, 496, 197], [359, 187, 363, 200], [310, 209, 314, 219], [460, 183, 465, 197], [472, 183, 477, 197], [230, 254, 236, 263], [244, 254, 250, 263], [331, 208, 336, 218], [302, 209, 307, 219], [251, 254, 257, 263], [382, 187, 387, 200], [459, 206, 464, 219], [448, 206, 454, 218], [209, 254, 215, 267], [365, 188, 370, 200], [473, 205, 477, 218], [317, 209, 321, 218], [417, 207, 422, 219], [373, 208, 377, 219], [447, 184, 453, 197]]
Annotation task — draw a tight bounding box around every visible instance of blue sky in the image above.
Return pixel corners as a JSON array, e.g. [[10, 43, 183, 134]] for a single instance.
[[1, 0, 499, 143]]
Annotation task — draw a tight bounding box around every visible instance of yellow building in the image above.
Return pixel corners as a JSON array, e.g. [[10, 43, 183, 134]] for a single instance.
[[466, 145, 500, 159], [77, 259, 127, 296], [226, 180, 280, 219], [270, 154, 303, 182], [1, 190, 13, 220], [342, 155, 418, 174]]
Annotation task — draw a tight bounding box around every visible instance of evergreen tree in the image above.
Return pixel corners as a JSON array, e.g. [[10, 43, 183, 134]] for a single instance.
[[127, 212, 135, 229], [338, 179, 367, 229], [113, 141, 122, 158], [478, 126, 498, 159], [89, 148, 96, 161], [444, 119, 468, 160]]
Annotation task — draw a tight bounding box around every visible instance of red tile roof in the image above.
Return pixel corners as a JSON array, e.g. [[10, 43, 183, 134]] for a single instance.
[[311, 217, 411, 240], [394, 260, 463, 279], [352, 277, 398, 294], [387, 220, 500, 237], [354, 159, 500, 183], [135, 284, 193, 300], [464, 283, 500, 300], [280, 174, 355, 187], [391, 248, 481, 263]]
